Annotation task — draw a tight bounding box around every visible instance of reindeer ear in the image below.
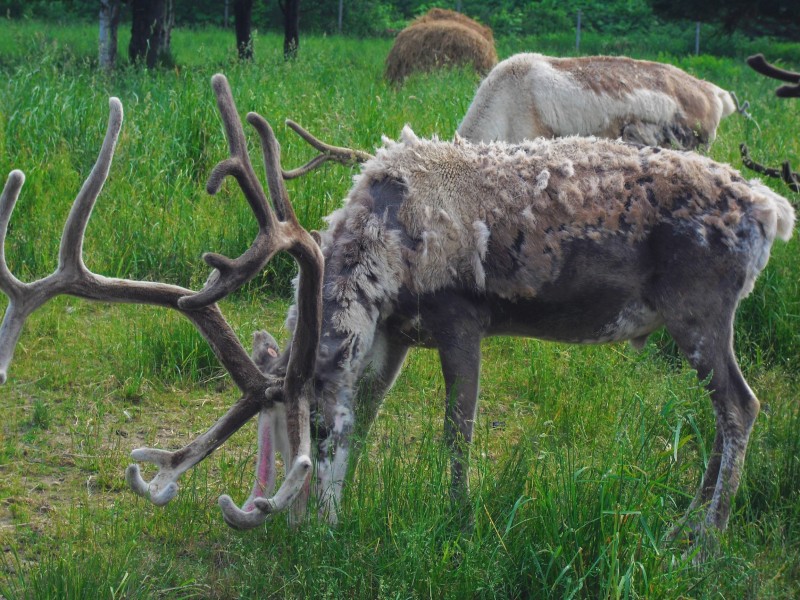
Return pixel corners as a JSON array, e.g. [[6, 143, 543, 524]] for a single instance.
[[252, 330, 281, 372]]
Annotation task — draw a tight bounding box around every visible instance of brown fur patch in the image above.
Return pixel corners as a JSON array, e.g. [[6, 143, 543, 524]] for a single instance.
[[549, 55, 721, 142], [352, 132, 793, 299], [459, 53, 734, 149]]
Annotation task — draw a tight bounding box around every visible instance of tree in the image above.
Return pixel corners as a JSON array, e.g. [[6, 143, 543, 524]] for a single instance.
[[279, 0, 300, 59], [129, 0, 174, 67], [649, 0, 799, 39], [235, 0, 255, 60], [99, 0, 123, 70]]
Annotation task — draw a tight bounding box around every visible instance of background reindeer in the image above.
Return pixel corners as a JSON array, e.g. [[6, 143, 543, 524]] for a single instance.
[[1, 74, 794, 544], [458, 53, 737, 149]]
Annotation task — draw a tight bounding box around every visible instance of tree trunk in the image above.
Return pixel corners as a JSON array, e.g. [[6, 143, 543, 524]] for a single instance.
[[99, 0, 122, 70], [234, 0, 255, 60], [129, 0, 173, 68], [279, 0, 300, 59]]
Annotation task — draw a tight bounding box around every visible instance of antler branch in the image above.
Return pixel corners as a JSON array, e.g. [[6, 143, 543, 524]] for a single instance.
[[740, 144, 800, 193], [281, 120, 374, 179], [0, 74, 324, 530], [180, 75, 292, 309]]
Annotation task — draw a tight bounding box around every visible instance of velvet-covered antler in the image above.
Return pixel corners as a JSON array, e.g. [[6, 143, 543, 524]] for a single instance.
[[0, 74, 324, 530], [281, 119, 374, 179], [747, 54, 800, 98], [740, 143, 799, 193], [740, 55, 800, 193]]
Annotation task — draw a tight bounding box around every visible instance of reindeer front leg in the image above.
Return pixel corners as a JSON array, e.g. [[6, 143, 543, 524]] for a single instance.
[[428, 303, 484, 511], [439, 337, 481, 509], [314, 403, 353, 524]]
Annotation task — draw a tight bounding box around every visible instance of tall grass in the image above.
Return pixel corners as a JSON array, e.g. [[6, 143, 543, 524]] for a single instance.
[[1, 21, 799, 599]]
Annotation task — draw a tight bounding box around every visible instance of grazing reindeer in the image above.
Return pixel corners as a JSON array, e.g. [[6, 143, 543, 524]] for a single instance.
[[0, 75, 794, 542], [458, 53, 737, 150]]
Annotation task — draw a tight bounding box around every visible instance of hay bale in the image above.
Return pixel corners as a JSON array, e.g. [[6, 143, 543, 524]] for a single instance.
[[411, 8, 494, 44], [385, 14, 497, 84]]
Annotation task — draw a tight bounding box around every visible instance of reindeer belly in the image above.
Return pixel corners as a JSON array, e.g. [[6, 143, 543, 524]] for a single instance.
[[484, 235, 663, 344], [487, 291, 662, 344]]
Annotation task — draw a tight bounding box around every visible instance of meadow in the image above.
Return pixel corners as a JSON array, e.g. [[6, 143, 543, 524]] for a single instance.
[[0, 20, 799, 599]]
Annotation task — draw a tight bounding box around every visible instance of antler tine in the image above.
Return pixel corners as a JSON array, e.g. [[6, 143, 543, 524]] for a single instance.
[[281, 119, 373, 180], [60, 97, 123, 271], [781, 161, 800, 193], [776, 85, 800, 99], [747, 54, 800, 98], [205, 74, 272, 228], [0, 171, 25, 294], [747, 54, 800, 83], [248, 112, 295, 223], [179, 75, 298, 310], [0, 170, 27, 384]]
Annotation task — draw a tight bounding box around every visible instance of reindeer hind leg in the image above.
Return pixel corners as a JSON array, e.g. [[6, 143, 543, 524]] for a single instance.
[[664, 312, 760, 538]]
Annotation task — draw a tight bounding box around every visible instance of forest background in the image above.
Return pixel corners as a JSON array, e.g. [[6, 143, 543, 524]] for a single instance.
[[1, 0, 798, 44]]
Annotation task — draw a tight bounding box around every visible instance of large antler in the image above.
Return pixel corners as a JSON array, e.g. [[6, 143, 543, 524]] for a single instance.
[[0, 74, 323, 530], [740, 55, 800, 193]]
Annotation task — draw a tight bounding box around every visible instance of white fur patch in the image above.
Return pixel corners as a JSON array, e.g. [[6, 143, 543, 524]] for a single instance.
[[473, 221, 490, 258], [596, 303, 662, 344], [315, 404, 354, 524], [534, 170, 550, 194], [558, 160, 575, 178], [472, 221, 490, 289]]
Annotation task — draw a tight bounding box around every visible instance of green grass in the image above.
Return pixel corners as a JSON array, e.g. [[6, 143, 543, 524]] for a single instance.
[[1, 21, 799, 599]]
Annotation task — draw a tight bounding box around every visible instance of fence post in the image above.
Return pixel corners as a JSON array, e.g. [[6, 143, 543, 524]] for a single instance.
[[695, 21, 700, 55], [338, 0, 343, 34], [576, 9, 582, 53]]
